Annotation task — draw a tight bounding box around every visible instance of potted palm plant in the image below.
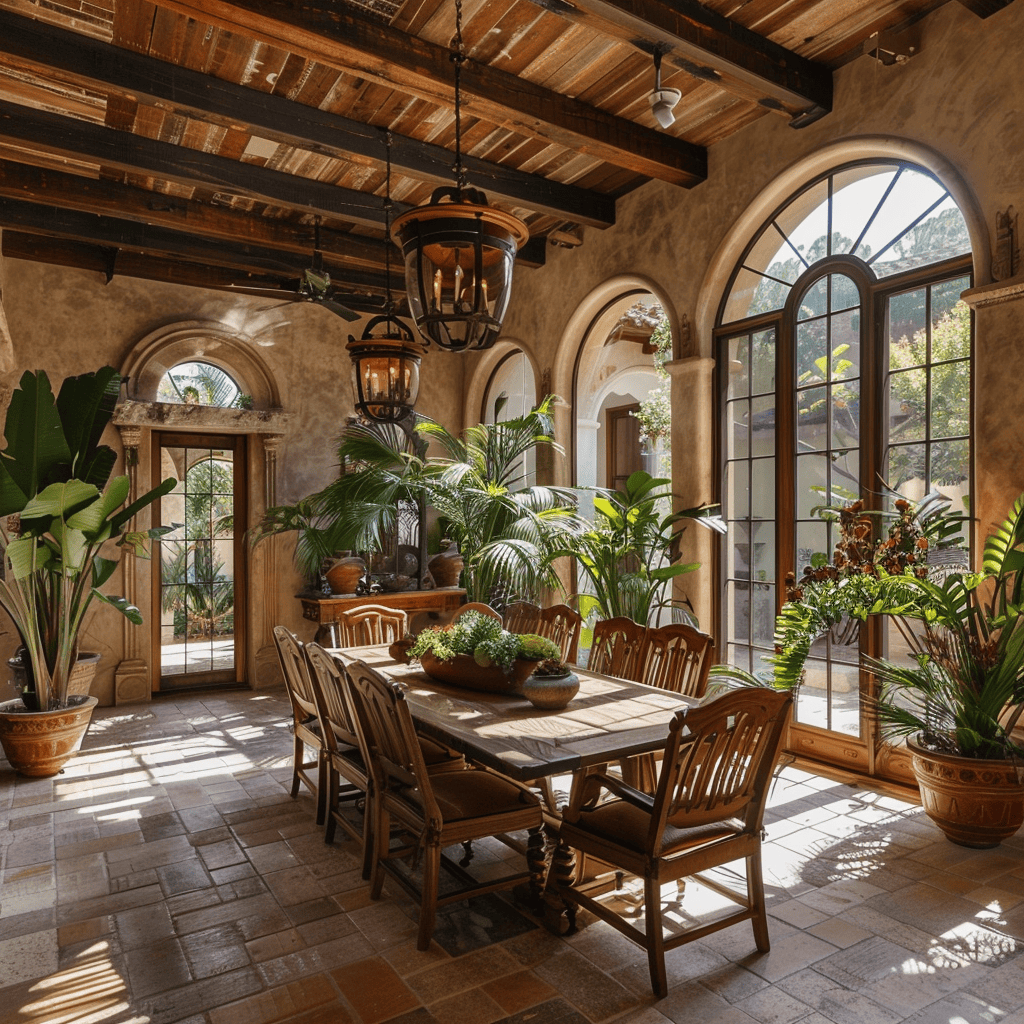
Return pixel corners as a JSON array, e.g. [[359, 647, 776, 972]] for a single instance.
[[868, 493, 1024, 848], [0, 368, 174, 777]]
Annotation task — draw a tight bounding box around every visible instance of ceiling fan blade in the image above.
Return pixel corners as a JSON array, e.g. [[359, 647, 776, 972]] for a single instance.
[[318, 297, 362, 322]]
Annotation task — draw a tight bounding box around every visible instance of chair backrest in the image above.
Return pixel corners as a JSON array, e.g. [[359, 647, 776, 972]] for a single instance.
[[451, 602, 503, 622], [345, 659, 441, 822], [651, 688, 792, 840], [640, 622, 713, 698], [504, 602, 583, 663], [273, 625, 318, 722], [588, 616, 647, 680], [305, 642, 362, 754], [338, 604, 409, 647]]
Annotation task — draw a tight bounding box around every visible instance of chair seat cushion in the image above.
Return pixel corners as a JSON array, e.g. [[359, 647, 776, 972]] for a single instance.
[[419, 736, 464, 770], [396, 769, 540, 824], [568, 799, 744, 856]]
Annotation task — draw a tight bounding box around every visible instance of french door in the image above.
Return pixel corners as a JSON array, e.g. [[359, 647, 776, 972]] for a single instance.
[[152, 432, 247, 690]]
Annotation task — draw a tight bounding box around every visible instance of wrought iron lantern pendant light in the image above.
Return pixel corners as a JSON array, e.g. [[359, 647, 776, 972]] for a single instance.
[[347, 131, 426, 423], [390, 0, 528, 352]]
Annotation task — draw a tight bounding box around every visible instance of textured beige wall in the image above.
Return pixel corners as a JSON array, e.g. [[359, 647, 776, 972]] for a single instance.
[[486, 0, 1024, 634], [0, 264, 463, 703]]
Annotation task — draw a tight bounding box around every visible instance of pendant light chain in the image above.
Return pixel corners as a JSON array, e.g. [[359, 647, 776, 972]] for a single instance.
[[452, 0, 467, 194], [384, 128, 394, 314]]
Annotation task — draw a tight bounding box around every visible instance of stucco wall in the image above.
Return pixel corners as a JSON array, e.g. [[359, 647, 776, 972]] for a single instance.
[[484, 0, 1023, 633], [0, 264, 463, 704]]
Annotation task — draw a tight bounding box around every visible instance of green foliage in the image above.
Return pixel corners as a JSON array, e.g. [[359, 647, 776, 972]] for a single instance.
[[275, 396, 580, 605], [628, 308, 672, 447], [556, 470, 724, 627], [870, 493, 1024, 760], [407, 611, 557, 671], [0, 369, 175, 709]]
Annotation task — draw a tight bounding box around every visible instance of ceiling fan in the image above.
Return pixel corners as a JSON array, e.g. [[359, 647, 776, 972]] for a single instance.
[[229, 218, 375, 321]]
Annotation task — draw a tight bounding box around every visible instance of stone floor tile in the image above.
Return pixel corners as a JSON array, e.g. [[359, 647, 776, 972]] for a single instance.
[[776, 967, 902, 1024], [481, 968, 558, 1014], [207, 973, 347, 1024], [428, 986, 504, 1024], [657, 979, 762, 1024], [533, 946, 641, 1020], [331, 955, 422, 1022], [123, 934, 192, 997], [741, 932, 840, 983], [806, 917, 873, 949], [0, 927, 58, 987], [180, 922, 252, 978], [734, 984, 814, 1024]]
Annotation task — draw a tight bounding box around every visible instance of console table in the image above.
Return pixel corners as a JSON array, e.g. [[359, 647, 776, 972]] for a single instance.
[[299, 589, 466, 644]]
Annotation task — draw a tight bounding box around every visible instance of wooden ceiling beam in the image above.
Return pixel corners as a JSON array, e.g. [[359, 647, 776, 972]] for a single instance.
[[147, 0, 708, 187], [0, 9, 615, 228], [1, 230, 393, 313], [0, 99, 404, 230], [0, 195, 405, 294], [547, 0, 832, 124]]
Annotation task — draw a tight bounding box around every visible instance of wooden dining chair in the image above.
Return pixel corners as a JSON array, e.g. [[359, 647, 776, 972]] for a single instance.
[[337, 604, 409, 647], [450, 602, 503, 622], [272, 626, 327, 825], [504, 601, 583, 663], [587, 616, 648, 680], [557, 688, 794, 998], [345, 658, 547, 951], [639, 621, 714, 697], [305, 643, 466, 878]]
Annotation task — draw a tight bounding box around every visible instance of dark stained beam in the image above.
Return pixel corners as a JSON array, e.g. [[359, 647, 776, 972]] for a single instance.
[[0, 9, 615, 228], [956, 0, 1014, 15], [149, 0, 708, 187], [0, 196, 405, 294], [1, 230, 394, 313], [0, 162, 546, 271], [0, 100, 403, 230], [550, 0, 832, 125]]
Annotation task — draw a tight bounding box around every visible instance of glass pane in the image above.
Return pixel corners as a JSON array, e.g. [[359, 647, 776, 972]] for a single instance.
[[725, 267, 791, 322], [751, 528, 775, 585], [798, 279, 828, 320], [750, 329, 776, 396], [830, 311, 861, 381], [930, 367, 969, 439], [830, 447, 860, 497], [861, 170, 950, 266], [831, 165, 900, 257], [725, 581, 749, 643], [932, 300, 971, 362], [730, 522, 751, 581], [774, 178, 830, 263], [888, 442, 925, 491], [751, 396, 776, 457], [888, 370, 925, 443], [795, 657, 829, 727], [796, 318, 827, 382], [727, 336, 750, 399], [797, 386, 828, 450], [751, 583, 776, 649], [932, 437, 969, 491], [889, 289, 927, 351], [751, 458, 775, 519], [726, 461, 749, 519], [932, 278, 970, 324], [831, 380, 861, 451], [795, 519, 828, 577], [728, 399, 749, 459], [831, 274, 860, 313], [796, 454, 828, 518], [873, 195, 971, 278], [831, 662, 862, 736]]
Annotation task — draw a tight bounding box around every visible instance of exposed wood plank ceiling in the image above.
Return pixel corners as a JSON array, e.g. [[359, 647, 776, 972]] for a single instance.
[[0, 0, 1008, 313]]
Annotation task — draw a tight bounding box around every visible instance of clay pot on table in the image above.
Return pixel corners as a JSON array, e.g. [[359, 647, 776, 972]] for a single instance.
[[324, 556, 366, 595]]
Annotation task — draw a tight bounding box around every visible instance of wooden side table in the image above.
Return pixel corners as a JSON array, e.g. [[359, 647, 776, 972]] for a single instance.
[[299, 589, 467, 644]]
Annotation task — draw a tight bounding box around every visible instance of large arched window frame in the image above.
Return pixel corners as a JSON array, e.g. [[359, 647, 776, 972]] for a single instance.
[[715, 159, 973, 776]]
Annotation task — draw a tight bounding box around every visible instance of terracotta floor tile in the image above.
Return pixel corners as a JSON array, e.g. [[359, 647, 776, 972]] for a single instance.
[[481, 968, 558, 1013], [331, 955, 421, 1022]]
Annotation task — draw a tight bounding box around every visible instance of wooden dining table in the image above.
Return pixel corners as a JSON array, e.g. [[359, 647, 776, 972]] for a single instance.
[[333, 643, 699, 785], [332, 644, 700, 931]]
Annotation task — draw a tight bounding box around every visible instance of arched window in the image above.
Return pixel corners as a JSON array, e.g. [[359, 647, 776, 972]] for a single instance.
[[157, 361, 242, 408], [716, 160, 972, 774]]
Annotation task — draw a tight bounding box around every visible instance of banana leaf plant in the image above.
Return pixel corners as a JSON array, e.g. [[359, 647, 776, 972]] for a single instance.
[[0, 368, 175, 710], [554, 470, 725, 628]]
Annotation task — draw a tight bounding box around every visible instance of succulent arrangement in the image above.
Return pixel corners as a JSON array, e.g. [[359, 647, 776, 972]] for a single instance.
[[407, 611, 560, 672]]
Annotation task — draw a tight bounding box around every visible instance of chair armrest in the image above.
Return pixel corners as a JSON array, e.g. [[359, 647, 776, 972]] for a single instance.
[[564, 768, 655, 821]]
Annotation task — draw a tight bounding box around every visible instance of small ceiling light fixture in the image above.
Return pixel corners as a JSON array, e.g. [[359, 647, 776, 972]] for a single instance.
[[389, 0, 528, 352], [347, 130, 426, 423], [649, 51, 681, 130]]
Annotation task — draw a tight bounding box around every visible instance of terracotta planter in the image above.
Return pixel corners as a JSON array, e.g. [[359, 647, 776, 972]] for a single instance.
[[522, 670, 580, 710], [908, 735, 1024, 849], [8, 651, 102, 706], [428, 545, 464, 588], [419, 651, 536, 695], [0, 696, 99, 777], [325, 556, 365, 595]]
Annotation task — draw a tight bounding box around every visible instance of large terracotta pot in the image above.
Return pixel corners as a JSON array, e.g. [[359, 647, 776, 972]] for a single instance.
[[325, 556, 365, 595], [428, 544, 464, 588], [8, 651, 101, 703], [908, 735, 1024, 849], [419, 651, 536, 695], [0, 696, 99, 777]]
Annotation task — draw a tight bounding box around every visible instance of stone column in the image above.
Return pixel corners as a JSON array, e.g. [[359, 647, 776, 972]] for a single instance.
[[113, 424, 151, 703], [252, 433, 284, 687], [667, 355, 716, 634], [963, 271, 1024, 544]]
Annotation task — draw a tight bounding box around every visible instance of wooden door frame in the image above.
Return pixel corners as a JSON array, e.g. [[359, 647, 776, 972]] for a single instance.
[[151, 430, 248, 691]]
